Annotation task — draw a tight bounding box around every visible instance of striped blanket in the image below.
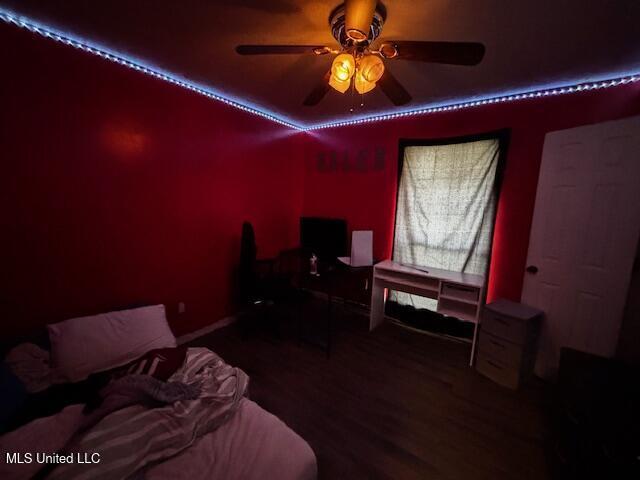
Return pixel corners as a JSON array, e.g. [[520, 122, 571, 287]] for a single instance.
[[48, 348, 249, 480]]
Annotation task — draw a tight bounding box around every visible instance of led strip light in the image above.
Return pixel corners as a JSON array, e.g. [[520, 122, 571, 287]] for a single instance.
[[307, 74, 640, 130], [0, 8, 304, 130], [2, 7, 639, 133]]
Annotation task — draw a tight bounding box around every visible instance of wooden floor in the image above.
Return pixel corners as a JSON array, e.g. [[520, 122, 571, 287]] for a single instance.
[[188, 302, 551, 480]]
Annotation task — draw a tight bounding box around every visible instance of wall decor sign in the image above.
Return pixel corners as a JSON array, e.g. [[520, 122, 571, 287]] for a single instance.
[[315, 147, 386, 173]]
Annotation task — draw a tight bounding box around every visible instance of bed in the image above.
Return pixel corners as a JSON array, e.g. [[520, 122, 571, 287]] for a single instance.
[[0, 305, 317, 480]]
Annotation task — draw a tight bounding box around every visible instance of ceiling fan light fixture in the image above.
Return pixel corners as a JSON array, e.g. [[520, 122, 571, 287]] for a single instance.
[[329, 74, 351, 93], [379, 42, 398, 59], [331, 53, 356, 82], [359, 54, 385, 83], [354, 71, 376, 94]]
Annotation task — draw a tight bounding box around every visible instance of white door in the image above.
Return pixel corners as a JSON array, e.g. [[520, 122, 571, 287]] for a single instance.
[[522, 116, 640, 379]]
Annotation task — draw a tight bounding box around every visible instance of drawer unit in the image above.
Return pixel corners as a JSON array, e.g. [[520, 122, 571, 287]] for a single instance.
[[482, 309, 527, 344], [476, 299, 542, 389], [476, 354, 520, 390], [478, 331, 523, 367]]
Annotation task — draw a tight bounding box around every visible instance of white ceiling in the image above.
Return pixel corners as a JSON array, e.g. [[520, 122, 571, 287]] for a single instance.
[[2, 0, 640, 127]]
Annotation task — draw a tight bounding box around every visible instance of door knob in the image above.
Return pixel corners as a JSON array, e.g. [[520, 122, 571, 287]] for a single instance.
[[526, 265, 538, 274]]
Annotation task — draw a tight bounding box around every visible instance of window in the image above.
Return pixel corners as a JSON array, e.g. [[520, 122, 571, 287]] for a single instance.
[[391, 134, 504, 310]]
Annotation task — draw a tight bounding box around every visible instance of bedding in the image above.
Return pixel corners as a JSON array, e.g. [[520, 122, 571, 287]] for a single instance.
[[4, 343, 52, 393], [1, 348, 247, 480], [48, 348, 248, 479], [0, 363, 27, 432], [48, 304, 176, 383], [145, 398, 317, 480], [2, 347, 190, 434], [0, 347, 317, 480]]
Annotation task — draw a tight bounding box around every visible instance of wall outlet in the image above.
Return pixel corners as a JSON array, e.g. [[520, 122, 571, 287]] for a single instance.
[[178, 302, 186, 314]]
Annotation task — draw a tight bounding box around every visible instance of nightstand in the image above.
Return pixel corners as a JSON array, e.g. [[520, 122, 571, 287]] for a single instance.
[[476, 299, 543, 389]]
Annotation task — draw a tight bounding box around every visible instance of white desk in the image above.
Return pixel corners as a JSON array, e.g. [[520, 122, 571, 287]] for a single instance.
[[370, 260, 486, 365]]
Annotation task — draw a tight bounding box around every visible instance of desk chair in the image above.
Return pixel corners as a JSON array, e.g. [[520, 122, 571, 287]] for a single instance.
[[238, 222, 300, 338]]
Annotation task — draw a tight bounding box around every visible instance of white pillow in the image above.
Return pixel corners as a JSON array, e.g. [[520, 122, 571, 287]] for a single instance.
[[48, 304, 176, 383]]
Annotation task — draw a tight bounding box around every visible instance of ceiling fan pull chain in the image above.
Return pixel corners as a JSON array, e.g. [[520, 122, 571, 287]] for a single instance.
[[349, 74, 356, 113]]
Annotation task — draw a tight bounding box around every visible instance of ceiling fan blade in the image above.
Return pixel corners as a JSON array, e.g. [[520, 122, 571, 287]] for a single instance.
[[345, 0, 377, 41], [303, 70, 332, 106], [381, 41, 485, 65], [378, 69, 412, 106], [236, 45, 329, 55]]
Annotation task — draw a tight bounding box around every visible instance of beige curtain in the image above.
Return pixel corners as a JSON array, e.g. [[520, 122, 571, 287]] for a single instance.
[[391, 138, 500, 309]]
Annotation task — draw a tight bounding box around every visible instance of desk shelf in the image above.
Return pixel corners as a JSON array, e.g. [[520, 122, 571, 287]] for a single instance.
[[374, 273, 440, 299], [437, 298, 479, 323], [438, 293, 480, 306], [375, 272, 440, 291]]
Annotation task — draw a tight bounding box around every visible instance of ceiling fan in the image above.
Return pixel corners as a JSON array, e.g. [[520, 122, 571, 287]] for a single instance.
[[235, 0, 485, 107]]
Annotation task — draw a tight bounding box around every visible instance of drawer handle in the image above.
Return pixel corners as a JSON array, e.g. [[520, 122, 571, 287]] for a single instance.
[[486, 359, 503, 369]]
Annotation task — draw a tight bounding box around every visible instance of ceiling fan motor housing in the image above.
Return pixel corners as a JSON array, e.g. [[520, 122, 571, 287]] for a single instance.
[[330, 2, 386, 48]]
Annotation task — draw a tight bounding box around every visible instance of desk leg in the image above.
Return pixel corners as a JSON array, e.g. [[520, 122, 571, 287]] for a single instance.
[[469, 322, 479, 366], [326, 293, 332, 358], [370, 279, 386, 331]]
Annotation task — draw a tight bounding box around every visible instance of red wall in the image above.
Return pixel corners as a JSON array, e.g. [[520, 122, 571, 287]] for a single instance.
[[0, 23, 302, 337], [3, 19, 640, 338], [301, 83, 640, 302]]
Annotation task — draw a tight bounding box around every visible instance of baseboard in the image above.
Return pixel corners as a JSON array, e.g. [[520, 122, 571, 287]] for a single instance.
[[176, 315, 237, 345]]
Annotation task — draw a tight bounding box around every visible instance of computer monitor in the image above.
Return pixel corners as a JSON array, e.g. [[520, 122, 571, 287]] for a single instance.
[[300, 217, 347, 261]]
